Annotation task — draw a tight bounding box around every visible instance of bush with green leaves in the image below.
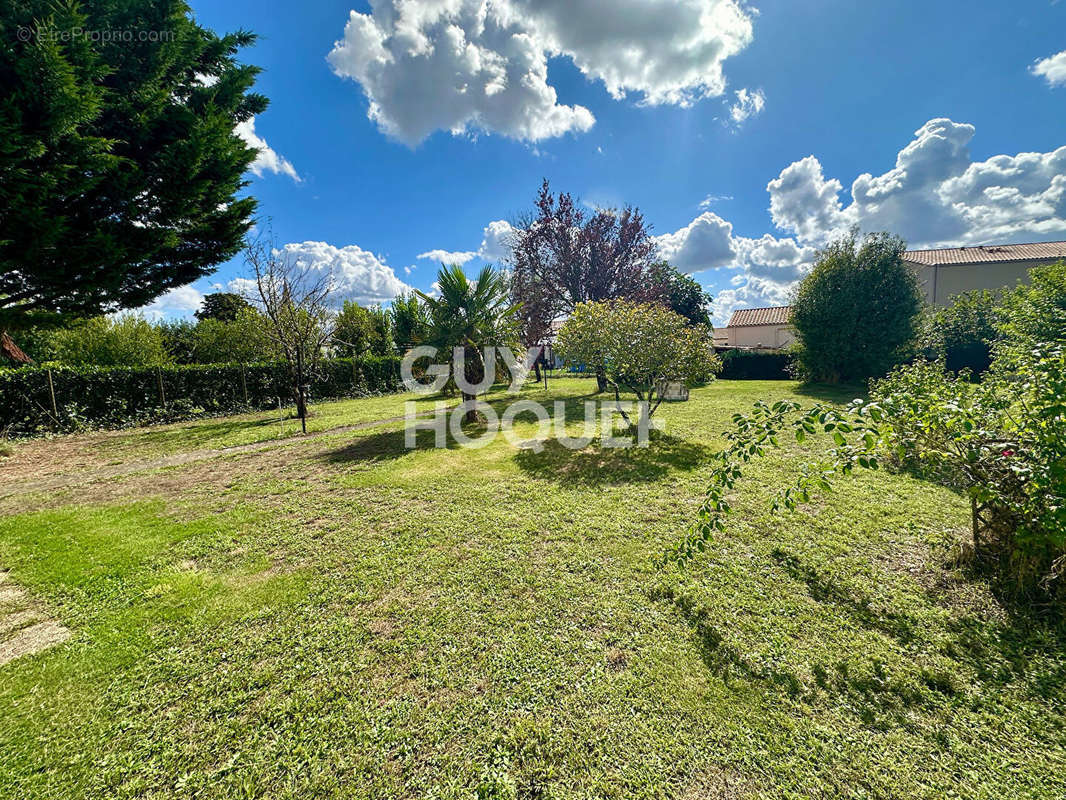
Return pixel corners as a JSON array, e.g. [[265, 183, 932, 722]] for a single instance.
[[27, 314, 172, 367], [191, 308, 279, 364], [556, 301, 721, 425], [920, 289, 999, 375], [791, 231, 923, 383], [671, 261, 1066, 600]]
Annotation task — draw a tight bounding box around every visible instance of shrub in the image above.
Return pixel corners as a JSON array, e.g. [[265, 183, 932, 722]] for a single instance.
[[28, 314, 172, 367], [791, 231, 923, 383], [0, 356, 403, 436], [190, 309, 280, 364], [920, 289, 999, 375]]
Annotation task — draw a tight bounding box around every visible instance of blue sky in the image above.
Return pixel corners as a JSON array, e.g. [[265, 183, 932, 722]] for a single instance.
[[149, 0, 1066, 324]]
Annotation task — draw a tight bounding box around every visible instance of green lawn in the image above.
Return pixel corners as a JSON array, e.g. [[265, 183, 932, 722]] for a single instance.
[[0, 379, 1063, 799]]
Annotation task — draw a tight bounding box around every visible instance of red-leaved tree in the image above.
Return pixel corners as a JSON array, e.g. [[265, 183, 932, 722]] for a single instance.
[[510, 180, 665, 388]]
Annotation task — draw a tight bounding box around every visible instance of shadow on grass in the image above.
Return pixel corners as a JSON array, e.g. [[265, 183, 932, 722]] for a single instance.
[[770, 548, 917, 644], [791, 382, 869, 404], [316, 426, 471, 466], [514, 432, 713, 486]]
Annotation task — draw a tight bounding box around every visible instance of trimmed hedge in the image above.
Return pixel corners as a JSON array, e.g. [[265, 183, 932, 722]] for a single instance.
[[0, 356, 403, 435], [717, 349, 793, 380]]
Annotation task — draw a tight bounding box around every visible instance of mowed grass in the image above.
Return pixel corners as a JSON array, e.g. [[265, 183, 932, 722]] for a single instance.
[[0, 378, 1063, 799]]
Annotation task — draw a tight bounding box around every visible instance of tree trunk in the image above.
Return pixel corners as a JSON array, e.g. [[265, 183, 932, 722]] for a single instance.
[[596, 367, 607, 393], [462, 345, 484, 424], [295, 348, 307, 434], [533, 347, 542, 383]]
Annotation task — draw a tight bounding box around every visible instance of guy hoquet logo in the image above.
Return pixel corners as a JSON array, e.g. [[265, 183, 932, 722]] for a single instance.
[[400, 346, 660, 451]]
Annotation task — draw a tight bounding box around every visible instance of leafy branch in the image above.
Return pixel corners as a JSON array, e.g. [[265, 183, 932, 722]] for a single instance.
[[661, 398, 885, 567]]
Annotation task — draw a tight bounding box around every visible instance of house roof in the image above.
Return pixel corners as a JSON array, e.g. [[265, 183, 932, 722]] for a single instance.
[[726, 306, 792, 327], [904, 241, 1066, 266]]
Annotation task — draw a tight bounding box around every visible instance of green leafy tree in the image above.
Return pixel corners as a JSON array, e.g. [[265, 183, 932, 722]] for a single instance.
[[191, 308, 277, 363], [417, 265, 520, 422], [0, 0, 267, 336], [34, 314, 171, 367], [332, 301, 376, 358], [367, 305, 395, 356], [158, 319, 198, 364], [391, 291, 429, 351], [195, 292, 252, 323], [333, 301, 395, 357], [920, 289, 999, 375], [555, 301, 721, 427], [650, 262, 713, 327], [791, 231, 923, 384]]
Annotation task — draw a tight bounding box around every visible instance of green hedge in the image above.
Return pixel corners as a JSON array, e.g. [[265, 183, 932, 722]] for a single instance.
[[717, 349, 794, 380], [0, 356, 403, 435]]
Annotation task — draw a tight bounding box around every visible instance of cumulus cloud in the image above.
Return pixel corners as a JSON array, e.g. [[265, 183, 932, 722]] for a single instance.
[[654, 212, 814, 326], [235, 118, 301, 182], [241, 242, 415, 306], [478, 219, 516, 261], [655, 212, 737, 272], [729, 88, 765, 124], [327, 0, 754, 145], [417, 249, 478, 265], [767, 118, 1066, 248], [710, 276, 794, 326], [137, 285, 205, 320], [1032, 50, 1066, 87]]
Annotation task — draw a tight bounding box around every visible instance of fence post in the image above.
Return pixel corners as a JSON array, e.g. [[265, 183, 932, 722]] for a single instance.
[[241, 364, 249, 406], [47, 368, 59, 420], [156, 367, 166, 409]]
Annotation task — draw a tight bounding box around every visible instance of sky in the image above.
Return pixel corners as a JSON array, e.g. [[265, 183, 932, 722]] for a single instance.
[[146, 0, 1066, 325]]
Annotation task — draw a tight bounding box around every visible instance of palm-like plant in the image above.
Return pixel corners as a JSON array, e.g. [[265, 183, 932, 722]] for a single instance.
[[417, 264, 521, 421]]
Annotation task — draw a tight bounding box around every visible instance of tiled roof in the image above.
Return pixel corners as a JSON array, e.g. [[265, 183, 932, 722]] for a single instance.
[[726, 306, 792, 327], [904, 241, 1066, 266]]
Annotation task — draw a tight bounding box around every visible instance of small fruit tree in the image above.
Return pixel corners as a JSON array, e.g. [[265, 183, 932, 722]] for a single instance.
[[555, 300, 721, 428]]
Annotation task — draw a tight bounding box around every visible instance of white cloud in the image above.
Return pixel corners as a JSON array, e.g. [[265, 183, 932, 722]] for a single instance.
[[1032, 50, 1066, 87], [137, 285, 205, 320], [729, 88, 765, 124], [699, 193, 733, 209], [417, 249, 478, 265], [327, 0, 754, 145], [767, 117, 1066, 248], [655, 212, 737, 273], [478, 219, 516, 261], [235, 118, 301, 182], [710, 276, 793, 326], [240, 241, 415, 306]]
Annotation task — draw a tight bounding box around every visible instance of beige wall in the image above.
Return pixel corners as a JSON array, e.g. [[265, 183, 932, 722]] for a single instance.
[[907, 259, 1042, 306], [724, 323, 795, 349]]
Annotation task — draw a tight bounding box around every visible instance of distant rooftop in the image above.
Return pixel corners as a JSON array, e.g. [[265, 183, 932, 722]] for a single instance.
[[726, 306, 791, 327], [904, 241, 1066, 266]]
